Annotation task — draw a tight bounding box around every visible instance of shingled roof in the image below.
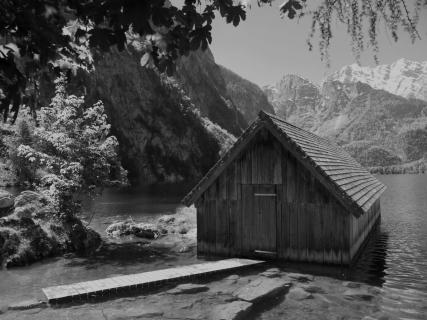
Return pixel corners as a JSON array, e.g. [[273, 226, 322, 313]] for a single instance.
[[183, 111, 386, 217]]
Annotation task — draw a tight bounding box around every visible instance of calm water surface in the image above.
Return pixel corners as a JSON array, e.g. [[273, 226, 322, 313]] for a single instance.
[[1, 175, 427, 318]]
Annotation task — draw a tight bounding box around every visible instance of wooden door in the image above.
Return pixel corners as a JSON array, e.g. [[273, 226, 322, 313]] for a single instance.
[[241, 184, 277, 255]]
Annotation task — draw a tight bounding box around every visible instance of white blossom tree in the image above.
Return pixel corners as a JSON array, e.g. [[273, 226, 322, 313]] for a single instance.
[[16, 75, 127, 216]]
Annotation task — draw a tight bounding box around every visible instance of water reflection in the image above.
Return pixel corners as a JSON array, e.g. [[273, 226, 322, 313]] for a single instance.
[[350, 223, 389, 286]]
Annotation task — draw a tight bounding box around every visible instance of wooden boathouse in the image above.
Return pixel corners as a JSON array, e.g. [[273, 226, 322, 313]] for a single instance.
[[182, 111, 386, 265]]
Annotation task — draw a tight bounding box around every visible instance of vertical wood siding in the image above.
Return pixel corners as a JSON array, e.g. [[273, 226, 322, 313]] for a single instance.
[[195, 128, 380, 265]]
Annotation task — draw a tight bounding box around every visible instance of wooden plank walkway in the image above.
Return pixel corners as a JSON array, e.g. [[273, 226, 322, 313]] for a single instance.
[[42, 258, 264, 303]]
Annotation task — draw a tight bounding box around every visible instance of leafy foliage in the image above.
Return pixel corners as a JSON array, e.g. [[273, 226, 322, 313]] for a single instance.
[[14, 74, 127, 215], [300, 0, 425, 65]]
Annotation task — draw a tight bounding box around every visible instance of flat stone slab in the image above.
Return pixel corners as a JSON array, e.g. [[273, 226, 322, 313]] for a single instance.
[[343, 281, 361, 288], [343, 289, 375, 301], [287, 272, 315, 282], [300, 284, 326, 294], [232, 277, 291, 303], [167, 283, 209, 294], [8, 299, 46, 310], [210, 301, 253, 320], [103, 306, 164, 320], [287, 287, 313, 300]]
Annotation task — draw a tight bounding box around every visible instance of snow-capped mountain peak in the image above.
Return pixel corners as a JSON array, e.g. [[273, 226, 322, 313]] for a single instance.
[[327, 59, 427, 101]]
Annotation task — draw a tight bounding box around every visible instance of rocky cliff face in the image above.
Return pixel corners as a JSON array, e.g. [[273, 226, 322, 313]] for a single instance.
[[176, 49, 247, 136], [54, 46, 280, 186], [264, 65, 427, 166], [263, 75, 320, 128], [219, 65, 275, 123], [85, 48, 224, 185]]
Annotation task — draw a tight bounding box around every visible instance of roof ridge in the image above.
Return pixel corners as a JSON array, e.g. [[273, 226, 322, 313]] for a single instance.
[[258, 110, 339, 147]]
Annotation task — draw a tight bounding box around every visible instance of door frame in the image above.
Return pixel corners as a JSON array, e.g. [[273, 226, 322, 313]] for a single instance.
[[240, 183, 278, 259]]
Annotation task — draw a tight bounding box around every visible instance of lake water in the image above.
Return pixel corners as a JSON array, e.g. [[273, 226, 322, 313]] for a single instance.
[[1, 175, 427, 318]]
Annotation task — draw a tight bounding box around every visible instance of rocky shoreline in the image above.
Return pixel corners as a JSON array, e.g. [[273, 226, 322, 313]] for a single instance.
[[0, 189, 101, 268], [103, 206, 197, 254], [0, 265, 397, 320]]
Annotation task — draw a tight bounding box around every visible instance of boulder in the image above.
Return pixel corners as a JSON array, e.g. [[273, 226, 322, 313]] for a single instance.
[[69, 223, 101, 253], [178, 245, 191, 253], [178, 225, 189, 234], [232, 277, 291, 303], [158, 215, 175, 224], [14, 191, 47, 208], [0, 190, 14, 209], [167, 283, 209, 295], [210, 301, 252, 320], [8, 299, 46, 310], [13, 191, 51, 219], [133, 223, 159, 239], [14, 205, 36, 219], [105, 220, 159, 239], [287, 287, 313, 300]]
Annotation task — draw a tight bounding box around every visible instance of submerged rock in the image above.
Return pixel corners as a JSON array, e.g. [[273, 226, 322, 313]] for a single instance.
[[167, 283, 209, 295], [211, 301, 252, 320], [103, 306, 164, 319], [343, 281, 361, 288], [343, 289, 375, 301], [8, 299, 46, 310], [232, 277, 291, 303]]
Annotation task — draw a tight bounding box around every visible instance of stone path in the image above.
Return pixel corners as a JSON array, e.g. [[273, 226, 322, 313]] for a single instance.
[[42, 258, 264, 303]]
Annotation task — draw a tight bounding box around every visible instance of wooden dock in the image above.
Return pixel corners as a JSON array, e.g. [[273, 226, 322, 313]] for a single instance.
[[42, 258, 264, 303]]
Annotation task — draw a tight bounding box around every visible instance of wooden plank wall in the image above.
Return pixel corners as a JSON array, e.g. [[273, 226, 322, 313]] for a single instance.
[[349, 198, 381, 260], [196, 128, 378, 265]]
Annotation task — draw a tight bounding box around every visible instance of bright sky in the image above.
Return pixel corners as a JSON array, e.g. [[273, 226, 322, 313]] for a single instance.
[[210, 2, 427, 87]]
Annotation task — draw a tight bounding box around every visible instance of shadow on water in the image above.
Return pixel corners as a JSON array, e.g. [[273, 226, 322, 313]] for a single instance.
[[349, 225, 389, 286]]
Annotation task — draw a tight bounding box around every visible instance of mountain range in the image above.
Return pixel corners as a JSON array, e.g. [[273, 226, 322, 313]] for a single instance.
[[49, 51, 427, 185], [263, 59, 427, 168]]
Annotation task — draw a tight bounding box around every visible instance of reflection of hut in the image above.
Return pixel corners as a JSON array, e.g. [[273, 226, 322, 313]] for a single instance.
[[183, 111, 386, 265]]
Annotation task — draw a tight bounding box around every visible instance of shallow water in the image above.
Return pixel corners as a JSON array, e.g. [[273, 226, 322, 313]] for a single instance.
[[1, 175, 427, 319]]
